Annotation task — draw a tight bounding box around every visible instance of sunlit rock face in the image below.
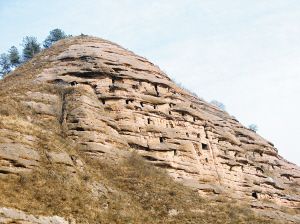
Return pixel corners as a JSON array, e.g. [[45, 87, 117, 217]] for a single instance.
[[0, 36, 299, 223]]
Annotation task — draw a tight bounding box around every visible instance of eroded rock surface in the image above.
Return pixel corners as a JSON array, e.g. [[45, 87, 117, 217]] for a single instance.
[[0, 36, 299, 223], [0, 207, 70, 224]]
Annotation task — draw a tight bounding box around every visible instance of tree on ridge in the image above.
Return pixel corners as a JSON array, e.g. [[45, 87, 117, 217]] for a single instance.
[[8, 46, 21, 67], [0, 53, 11, 77], [43, 28, 67, 48], [22, 36, 41, 61]]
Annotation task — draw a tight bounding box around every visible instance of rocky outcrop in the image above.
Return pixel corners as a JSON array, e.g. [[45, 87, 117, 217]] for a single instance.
[[0, 36, 299, 223], [0, 207, 70, 224]]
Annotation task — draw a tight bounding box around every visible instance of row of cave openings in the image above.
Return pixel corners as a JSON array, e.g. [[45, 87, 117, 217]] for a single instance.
[[111, 77, 161, 97], [109, 77, 211, 155], [150, 117, 206, 146], [158, 136, 209, 159], [159, 136, 209, 151], [103, 76, 201, 122], [101, 97, 199, 124]]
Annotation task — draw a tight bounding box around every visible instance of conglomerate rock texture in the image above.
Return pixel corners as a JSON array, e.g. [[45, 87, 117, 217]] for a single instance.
[[0, 36, 299, 223]]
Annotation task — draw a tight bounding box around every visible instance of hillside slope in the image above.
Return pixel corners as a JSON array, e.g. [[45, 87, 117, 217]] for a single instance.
[[0, 36, 299, 223]]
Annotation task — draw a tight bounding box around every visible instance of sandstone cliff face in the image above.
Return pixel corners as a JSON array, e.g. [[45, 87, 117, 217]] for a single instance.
[[0, 36, 299, 223]]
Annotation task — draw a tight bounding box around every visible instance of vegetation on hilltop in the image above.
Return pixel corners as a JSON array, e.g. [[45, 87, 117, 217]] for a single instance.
[[0, 28, 69, 77]]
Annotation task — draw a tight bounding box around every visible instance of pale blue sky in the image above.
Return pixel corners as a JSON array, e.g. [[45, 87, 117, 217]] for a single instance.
[[0, 0, 299, 165]]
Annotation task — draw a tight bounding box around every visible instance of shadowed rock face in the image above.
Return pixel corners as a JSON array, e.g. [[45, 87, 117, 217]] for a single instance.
[[0, 36, 299, 223]]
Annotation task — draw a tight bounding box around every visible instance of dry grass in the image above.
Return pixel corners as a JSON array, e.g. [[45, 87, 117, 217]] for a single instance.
[[85, 154, 281, 224], [0, 151, 281, 224]]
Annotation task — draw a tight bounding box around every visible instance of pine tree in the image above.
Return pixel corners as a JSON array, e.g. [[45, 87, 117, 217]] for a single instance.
[[43, 29, 67, 48], [0, 53, 11, 77], [8, 46, 20, 67], [22, 36, 41, 61]]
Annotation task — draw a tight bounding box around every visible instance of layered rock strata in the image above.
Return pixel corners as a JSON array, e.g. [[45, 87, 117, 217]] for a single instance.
[[0, 36, 299, 223]]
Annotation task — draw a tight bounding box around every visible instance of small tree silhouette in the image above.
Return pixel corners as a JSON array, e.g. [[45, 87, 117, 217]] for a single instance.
[[43, 29, 67, 48], [248, 124, 258, 132], [0, 53, 11, 76], [8, 46, 21, 67], [22, 36, 41, 61]]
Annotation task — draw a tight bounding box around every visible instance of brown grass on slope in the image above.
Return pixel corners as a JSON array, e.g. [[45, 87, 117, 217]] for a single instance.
[[0, 150, 281, 224]]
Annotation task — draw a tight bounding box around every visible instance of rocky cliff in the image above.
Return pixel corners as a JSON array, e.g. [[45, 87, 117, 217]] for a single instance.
[[0, 36, 299, 223]]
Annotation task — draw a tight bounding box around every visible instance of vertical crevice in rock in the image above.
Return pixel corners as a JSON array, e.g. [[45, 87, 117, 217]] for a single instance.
[[206, 130, 222, 185], [59, 88, 69, 125]]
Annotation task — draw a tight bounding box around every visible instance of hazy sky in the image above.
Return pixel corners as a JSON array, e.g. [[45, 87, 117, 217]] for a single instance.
[[0, 0, 299, 165]]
